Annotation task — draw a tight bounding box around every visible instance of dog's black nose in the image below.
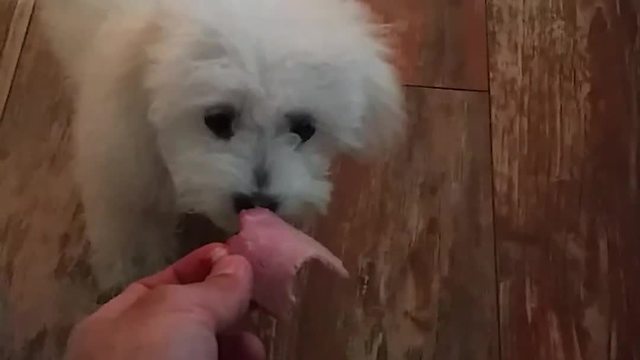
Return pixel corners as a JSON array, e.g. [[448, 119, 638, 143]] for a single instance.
[[233, 193, 279, 213]]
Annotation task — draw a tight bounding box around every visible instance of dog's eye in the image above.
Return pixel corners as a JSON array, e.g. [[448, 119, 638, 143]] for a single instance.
[[204, 105, 236, 140], [287, 113, 316, 143]]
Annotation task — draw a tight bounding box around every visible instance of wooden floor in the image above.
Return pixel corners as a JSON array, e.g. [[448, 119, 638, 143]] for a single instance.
[[0, 0, 638, 359]]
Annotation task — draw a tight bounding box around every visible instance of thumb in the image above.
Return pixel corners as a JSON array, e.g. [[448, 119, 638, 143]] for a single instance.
[[183, 254, 254, 332]]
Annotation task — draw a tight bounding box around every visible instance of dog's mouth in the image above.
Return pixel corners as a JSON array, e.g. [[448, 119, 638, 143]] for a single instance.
[[175, 209, 308, 257]]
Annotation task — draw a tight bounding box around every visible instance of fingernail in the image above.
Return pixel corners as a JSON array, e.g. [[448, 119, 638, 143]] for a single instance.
[[210, 258, 241, 277], [210, 247, 228, 264]]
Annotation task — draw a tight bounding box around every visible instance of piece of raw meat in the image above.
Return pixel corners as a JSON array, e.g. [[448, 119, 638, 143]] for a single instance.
[[226, 208, 349, 318]]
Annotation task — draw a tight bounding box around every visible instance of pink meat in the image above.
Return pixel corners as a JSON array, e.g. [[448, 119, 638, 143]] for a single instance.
[[226, 208, 349, 318]]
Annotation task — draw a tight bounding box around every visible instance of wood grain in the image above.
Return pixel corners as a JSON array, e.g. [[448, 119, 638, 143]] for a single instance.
[[0, 12, 96, 359], [0, 0, 34, 117], [261, 88, 498, 360], [364, 0, 488, 90], [489, 0, 640, 359]]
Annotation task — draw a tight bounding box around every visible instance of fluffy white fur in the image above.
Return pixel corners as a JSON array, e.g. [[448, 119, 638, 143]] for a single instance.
[[40, 0, 404, 290]]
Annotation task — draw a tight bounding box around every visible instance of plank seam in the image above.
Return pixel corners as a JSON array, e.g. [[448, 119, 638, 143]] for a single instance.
[[404, 83, 488, 93], [483, 0, 503, 358]]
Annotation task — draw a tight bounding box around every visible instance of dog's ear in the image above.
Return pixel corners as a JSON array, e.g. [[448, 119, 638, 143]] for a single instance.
[[340, 1, 406, 158], [356, 53, 406, 158]]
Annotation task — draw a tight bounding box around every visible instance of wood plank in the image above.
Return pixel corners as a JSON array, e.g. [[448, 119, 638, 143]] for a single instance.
[[488, 0, 640, 359], [0, 0, 34, 117], [0, 9, 95, 359], [262, 88, 498, 360], [3, 0, 489, 91], [364, 0, 488, 90]]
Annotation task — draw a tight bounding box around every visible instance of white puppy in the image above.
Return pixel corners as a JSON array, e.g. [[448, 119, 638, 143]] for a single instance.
[[40, 0, 404, 291]]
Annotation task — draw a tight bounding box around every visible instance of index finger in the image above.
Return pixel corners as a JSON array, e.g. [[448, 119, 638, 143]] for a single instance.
[[139, 243, 229, 288]]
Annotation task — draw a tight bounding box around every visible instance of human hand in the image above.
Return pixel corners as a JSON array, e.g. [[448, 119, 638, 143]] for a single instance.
[[65, 244, 265, 360]]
